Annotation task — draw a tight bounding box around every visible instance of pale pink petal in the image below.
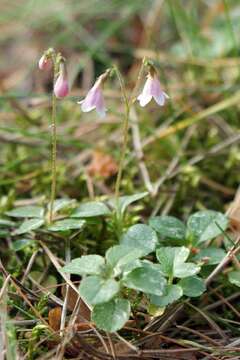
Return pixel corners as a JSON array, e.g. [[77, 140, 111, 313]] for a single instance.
[[153, 93, 166, 106], [137, 93, 152, 107], [138, 74, 169, 107], [80, 87, 98, 112], [153, 89, 169, 106], [79, 82, 106, 117], [137, 77, 153, 107], [95, 90, 106, 118], [150, 76, 162, 98]]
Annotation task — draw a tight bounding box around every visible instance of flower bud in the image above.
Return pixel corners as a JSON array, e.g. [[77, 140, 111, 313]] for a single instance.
[[38, 55, 51, 70], [54, 62, 69, 98]]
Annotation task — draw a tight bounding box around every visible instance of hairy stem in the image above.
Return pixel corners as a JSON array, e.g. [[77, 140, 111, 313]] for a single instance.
[[114, 67, 130, 205], [114, 59, 146, 210], [48, 59, 58, 223]]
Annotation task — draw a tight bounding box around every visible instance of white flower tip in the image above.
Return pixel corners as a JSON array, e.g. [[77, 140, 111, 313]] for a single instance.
[[137, 94, 152, 107]]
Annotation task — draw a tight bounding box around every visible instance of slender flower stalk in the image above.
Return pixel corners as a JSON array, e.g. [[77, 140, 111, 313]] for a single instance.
[[39, 49, 69, 223], [49, 57, 58, 223], [113, 60, 146, 223], [113, 67, 130, 204]]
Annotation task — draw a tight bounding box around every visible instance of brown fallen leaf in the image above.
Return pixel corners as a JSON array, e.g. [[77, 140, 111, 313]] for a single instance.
[[88, 150, 118, 179], [75, 322, 95, 331], [48, 307, 62, 331]]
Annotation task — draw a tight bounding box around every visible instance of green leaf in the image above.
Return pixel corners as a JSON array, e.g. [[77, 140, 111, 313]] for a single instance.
[[121, 224, 158, 255], [106, 245, 143, 275], [0, 230, 9, 237], [156, 247, 189, 275], [49, 199, 75, 213], [14, 218, 44, 235], [47, 219, 85, 232], [149, 216, 186, 242], [187, 210, 228, 244], [156, 247, 200, 278], [62, 255, 105, 276], [193, 247, 226, 265], [71, 201, 110, 218], [11, 238, 35, 251], [79, 276, 119, 305], [179, 276, 206, 297], [174, 263, 200, 278], [149, 285, 183, 307], [123, 262, 167, 295], [108, 192, 148, 215], [0, 219, 14, 227], [92, 298, 130, 332], [6, 206, 44, 219], [228, 271, 240, 287], [121, 260, 142, 275]]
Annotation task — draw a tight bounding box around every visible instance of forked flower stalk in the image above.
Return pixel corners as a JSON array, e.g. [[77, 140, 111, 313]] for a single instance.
[[39, 48, 69, 223]]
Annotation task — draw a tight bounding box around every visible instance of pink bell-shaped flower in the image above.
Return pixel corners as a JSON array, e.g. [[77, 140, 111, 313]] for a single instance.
[[54, 62, 69, 98], [78, 71, 110, 118], [137, 72, 169, 107], [38, 55, 51, 71]]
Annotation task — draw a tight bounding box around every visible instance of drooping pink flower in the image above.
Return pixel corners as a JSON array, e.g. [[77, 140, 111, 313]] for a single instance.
[[78, 78, 106, 118], [54, 63, 69, 98], [38, 55, 51, 71], [137, 73, 169, 107]]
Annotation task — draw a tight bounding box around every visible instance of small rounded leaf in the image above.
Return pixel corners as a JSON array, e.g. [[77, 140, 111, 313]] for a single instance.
[[92, 298, 130, 332], [187, 210, 228, 244], [71, 201, 110, 218], [47, 219, 85, 232], [79, 276, 119, 305], [123, 262, 166, 296], [179, 276, 206, 297], [49, 199, 75, 213], [149, 285, 183, 307], [14, 219, 44, 235], [121, 224, 158, 255], [149, 216, 186, 242], [174, 262, 200, 278], [106, 245, 143, 274], [156, 247, 200, 278], [6, 206, 44, 219], [62, 255, 105, 276], [193, 247, 226, 265], [156, 246, 189, 276]]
